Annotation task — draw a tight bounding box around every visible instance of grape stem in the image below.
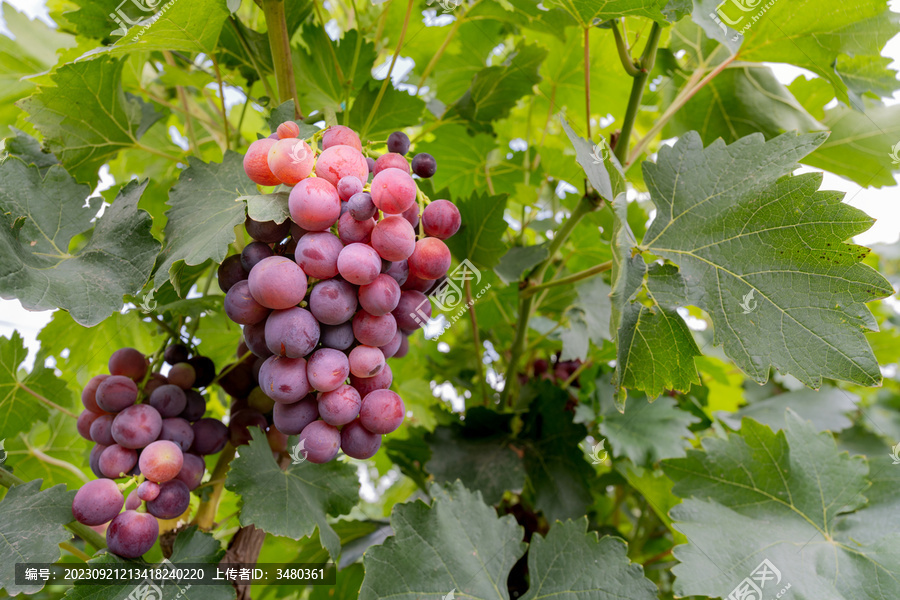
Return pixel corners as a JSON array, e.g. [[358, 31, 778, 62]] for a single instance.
[[193, 443, 237, 530], [520, 260, 612, 299], [613, 21, 661, 164], [259, 0, 302, 118], [0, 467, 107, 551]]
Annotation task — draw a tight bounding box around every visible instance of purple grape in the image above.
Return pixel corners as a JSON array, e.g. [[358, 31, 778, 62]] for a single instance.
[[99, 444, 138, 479], [243, 319, 273, 358], [137, 481, 160, 502], [167, 362, 196, 389], [176, 453, 206, 490], [106, 510, 159, 559], [320, 322, 355, 351], [143, 372, 168, 397], [294, 232, 343, 279], [225, 279, 271, 326], [248, 256, 308, 310], [309, 279, 358, 326], [272, 395, 318, 435], [191, 418, 229, 455], [72, 479, 124, 526], [179, 390, 206, 422], [228, 409, 268, 446], [365, 156, 376, 174], [337, 175, 363, 201], [146, 480, 191, 519], [385, 260, 409, 286], [245, 216, 290, 243], [401, 203, 419, 230], [218, 361, 256, 397], [359, 274, 401, 316], [89, 413, 115, 445], [359, 389, 405, 434], [241, 241, 275, 271], [395, 335, 410, 358], [337, 243, 382, 285], [109, 348, 148, 382], [348, 345, 386, 378], [95, 375, 138, 413], [341, 419, 382, 459], [298, 420, 341, 463], [111, 404, 163, 449], [411, 153, 437, 178], [350, 364, 392, 398], [218, 254, 249, 293], [337, 212, 375, 245], [140, 440, 184, 483], [380, 331, 403, 359], [89, 444, 107, 478], [318, 384, 362, 426], [393, 290, 431, 331], [81, 374, 109, 412], [164, 343, 190, 365], [306, 349, 351, 393], [187, 356, 216, 387], [149, 384, 187, 418], [352, 311, 398, 347], [387, 131, 410, 155], [78, 409, 103, 441], [259, 356, 310, 403], [265, 307, 320, 357], [348, 192, 377, 221], [159, 417, 195, 452], [125, 490, 141, 510]]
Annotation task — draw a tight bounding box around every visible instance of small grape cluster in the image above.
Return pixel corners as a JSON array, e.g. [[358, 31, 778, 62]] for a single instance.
[[220, 123, 460, 463], [74, 346, 225, 558]]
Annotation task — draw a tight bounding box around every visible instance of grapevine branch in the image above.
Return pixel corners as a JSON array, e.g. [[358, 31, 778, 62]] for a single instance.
[[520, 260, 612, 299], [361, 0, 415, 138], [613, 21, 661, 164], [259, 0, 302, 118], [193, 443, 236, 530]]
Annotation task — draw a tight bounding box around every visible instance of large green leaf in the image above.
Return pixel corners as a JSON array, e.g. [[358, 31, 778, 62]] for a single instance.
[[0, 159, 160, 326], [348, 81, 427, 143], [294, 28, 376, 115], [640, 131, 892, 388], [445, 190, 509, 270], [224, 429, 359, 561], [359, 481, 527, 600], [153, 152, 253, 293], [664, 412, 898, 600], [600, 395, 700, 465], [18, 57, 165, 185], [721, 387, 860, 433], [560, 277, 612, 361], [547, 0, 669, 25], [415, 124, 499, 200], [0, 481, 74, 596]]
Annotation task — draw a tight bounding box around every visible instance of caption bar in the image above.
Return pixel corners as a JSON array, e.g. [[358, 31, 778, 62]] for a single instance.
[[16, 563, 335, 586]]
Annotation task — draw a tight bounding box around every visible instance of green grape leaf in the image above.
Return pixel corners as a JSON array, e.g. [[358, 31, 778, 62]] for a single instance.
[[415, 124, 499, 200], [560, 277, 612, 361], [348, 80, 426, 142], [721, 387, 860, 433], [445, 190, 509, 270], [600, 395, 700, 465], [153, 152, 253, 293], [494, 245, 548, 284], [0, 481, 74, 596], [294, 28, 377, 115], [640, 131, 892, 388], [225, 429, 359, 561], [240, 191, 290, 225], [546, 0, 668, 25], [0, 159, 159, 326], [3, 128, 58, 171], [358, 481, 527, 600], [265, 101, 319, 138], [560, 118, 626, 203], [18, 57, 164, 185], [664, 412, 898, 600], [520, 518, 658, 600]]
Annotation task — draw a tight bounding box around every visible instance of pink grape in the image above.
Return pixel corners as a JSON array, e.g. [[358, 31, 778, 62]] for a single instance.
[[267, 138, 315, 185], [320, 322, 355, 350], [137, 481, 160, 502], [315, 145, 369, 187], [371, 216, 415, 261], [276, 121, 300, 139], [408, 237, 452, 280], [298, 420, 341, 463], [359, 273, 401, 315], [289, 177, 341, 231], [82, 374, 109, 412], [225, 280, 270, 325], [139, 440, 184, 483], [191, 418, 229, 455], [337, 176, 364, 201], [72, 479, 124, 526], [337, 243, 382, 285], [375, 153, 410, 174], [109, 348, 147, 382], [99, 444, 138, 479], [318, 384, 362, 426], [96, 375, 138, 413], [243, 138, 281, 186], [146, 480, 191, 519], [106, 510, 159, 558], [351, 363, 392, 397], [294, 231, 343, 279], [248, 256, 307, 309], [90, 414, 115, 445], [341, 420, 382, 459], [89, 444, 107, 478], [393, 290, 431, 331], [322, 125, 362, 151], [111, 404, 163, 449], [380, 331, 403, 359], [175, 453, 206, 490], [259, 356, 310, 403], [149, 384, 187, 418], [159, 417, 195, 451], [272, 395, 318, 434], [352, 311, 398, 347], [309, 279, 358, 325], [422, 199, 461, 239], [338, 212, 375, 245], [265, 307, 320, 357], [307, 348, 351, 392], [385, 260, 409, 286], [78, 409, 103, 440], [371, 168, 417, 214], [359, 390, 405, 434], [348, 345, 385, 378]]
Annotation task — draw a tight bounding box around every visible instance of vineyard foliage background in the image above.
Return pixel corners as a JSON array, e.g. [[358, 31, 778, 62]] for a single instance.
[[1, 0, 900, 598]]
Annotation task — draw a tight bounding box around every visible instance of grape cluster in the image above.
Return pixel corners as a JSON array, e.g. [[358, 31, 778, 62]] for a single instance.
[[222, 123, 460, 463], [74, 346, 224, 558]]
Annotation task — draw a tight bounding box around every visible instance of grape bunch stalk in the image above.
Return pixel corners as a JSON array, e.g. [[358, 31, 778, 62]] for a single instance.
[[73, 345, 228, 558], [221, 123, 461, 463]]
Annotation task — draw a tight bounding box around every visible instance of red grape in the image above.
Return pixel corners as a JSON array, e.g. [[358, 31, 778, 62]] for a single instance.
[[159, 417, 195, 451], [393, 290, 432, 331], [276, 121, 300, 139], [140, 440, 184, 483], [81, 374, 109, 412], [298, 420, 341, 463], [167, 362, 196, 389], [267, 138, 315, 185], [265, 307, 320, 357], [422, 199, 460, 239], [322, 125, 362, 151], [146, 480, 190, 519], [352, 311, 398, 347], [374, 152, 410, 175], [125, 490, 141, 510], [337, 212, 375, 245], [348, 345, 385, 378], [351, 363, 392, 397], [384, 259, 409, 286], [401, 202, 419, 229], [289, 177, 341, 231], [72, 479, 124, 526], [137, 481, 160, 502], [306, 348, 351, 392], [225, 279, 271, 325], [408, 237, 452, 280], [359, 389, 405, 434], [175, 453, 206, 490], [96, 375, 138, 413], [318, 384, 362, 426], [272, 394, 318, 434], [90, 414, 115, 446], [149, 384, 187, 418], [248, 256, 307, 309], [294, 231, 343, 279], [337, 243, 382, 285], [380, 331, 403, 359], [371, 168, 417, 214], [106, 510, 159, 558], [315, 145, 369, 187], [109, 348, 147, 382], [341, 420, 382, 459], [395, 334, 410, 358], [143, 372, 168, 397], [89, 444, 107, 478], [99, 444, 138, 479], [259, 356, 310, 403], [78, 409, 103, 441], [309, 279, 358, 325], [111, 404, 162, 449], [243, 138, 281, 186], [190, 418, 229, 455], [359, 273, 401, 316], [371, 216, 415, 261]]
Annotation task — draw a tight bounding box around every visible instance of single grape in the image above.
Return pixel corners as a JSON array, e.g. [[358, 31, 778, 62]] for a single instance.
[[359, 273, 401, 316], [411, 153, 437, 178], [365, 156, 376, 174], [224, 280, 271, 325], [422, 199, 461, 239], [294, 231, 343, 279], [149, 384, 187, 418], [408, 237, 452, 280], [248, 387, 275, 413], [125, 490, 141, 511], [289, 177, 342, 232], [401, 202, 419, 229], [219, 361, 256, 397], [337, 176, 364, 201], [140, 440, 184, 483], [309, 279, 358, 325], [276, 121, 300, 139], [315, 145, 369, 187], [318, 384, 362, 426], [109, 348, 148, 382], [142, 372, 168, 398], [298, 420, 341, 463], [241, 241, 275, 271], [167, 362, 196, 389], [371, 168, 417, 214], [272, 395, 318, 435], [243, 138, 281, 186], [175, 453, 206, 490], [384, 260, 409, 286], [137, 480, 160, 502], [337, 212, 375, 245], [374, 152, 410, 175], [291, 222, 308, 241], [348, 192, 377, 221], [217, 254, 249, 293], [106, 510, 159, 559], [99, 444, 138, 479], [351, 363, 393, 397], [401, 273, 434, 293], [267, 138, 316, 185], [96, 375, 138, 413], [89, 444, 107, 478], [77, 409, 103, 441], [322, 125, 362, 151], [187, 356, 216, 387], [81, 374, 109, 412], [395, 334, 410, 358], [393, 290, 432, 331], [348, 345, 386, 378], [258, 356, 310, 403], [248, 256, 307, 310], [380, 331, 403, 359], [146, 480, 191, 520], [371, 216, 416, 261], [265, 307, 321, 357], [111, 404, 163, 449], [341, 419, 382, 459], [90, 413, 116, 446], [245, 215, 291, 243], [229, 408, 268, 446], [72, 479, 124, 526], [352, 311, 398, 347], [190, 418, 229, 455], [243, 320, 273, 358], [320, 322, 355, 351], [306, 348, 351, 392], [337, 243, 382, 285], [359, 389, 405, 434], [179, 390, 206, 422], [159, 417, 195, 452], [387, 131, 411, 155]]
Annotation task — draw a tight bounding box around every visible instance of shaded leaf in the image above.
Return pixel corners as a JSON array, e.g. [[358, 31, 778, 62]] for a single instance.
[[445, 190, 509, 270], [601, 395, 700, 465], [721, 387, 860, 433], [495, 245, 548, 285]]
